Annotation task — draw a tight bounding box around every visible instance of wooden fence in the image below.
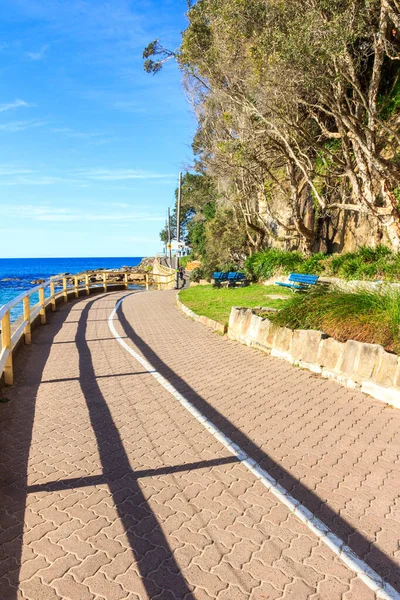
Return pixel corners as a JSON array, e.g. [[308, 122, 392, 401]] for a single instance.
[[0, 269, 175, 386]]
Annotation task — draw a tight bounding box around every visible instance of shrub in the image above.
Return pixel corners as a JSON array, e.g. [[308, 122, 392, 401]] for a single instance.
[[270, 285, 400, 353], [246, 244, 399, 282], [245, 249, 304, 280], [297, 252, 328, 274], [190, 267, 204, 283]]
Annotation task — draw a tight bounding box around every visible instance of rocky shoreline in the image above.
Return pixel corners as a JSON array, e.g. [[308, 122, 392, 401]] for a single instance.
[[1, 257, 156, 287]]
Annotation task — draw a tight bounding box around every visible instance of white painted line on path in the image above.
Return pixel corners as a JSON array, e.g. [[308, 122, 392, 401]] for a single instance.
[[108, 294, 399, 600]]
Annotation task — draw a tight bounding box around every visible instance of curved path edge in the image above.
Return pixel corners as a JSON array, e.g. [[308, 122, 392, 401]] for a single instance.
[[110, 293, 400, 600]]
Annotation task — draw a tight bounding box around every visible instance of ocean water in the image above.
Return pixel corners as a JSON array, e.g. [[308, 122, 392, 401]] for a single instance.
[[0, 257, 142, 322]]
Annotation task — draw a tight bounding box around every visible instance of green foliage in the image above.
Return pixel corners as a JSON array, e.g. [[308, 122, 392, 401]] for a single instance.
[[189, 267, 205, 283], [297, 252, 328, 275], [180, 253, 194, 269], [270, 285, 400, 353], [329, 245, 393, 280], [145, 0, 400, 262], [394, 187, 400, 210], [200, 207, 248, 278], [245, 249, 304, 280], [247, 245, 400, 282], [159, 172, 218, 257], [378, 78, 400, 120]]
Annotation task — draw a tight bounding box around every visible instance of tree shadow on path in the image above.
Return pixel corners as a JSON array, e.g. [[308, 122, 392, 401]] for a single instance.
[[117, 299, 400, 593], [76, 298, 196, 600], [0, 303, 74, 598]]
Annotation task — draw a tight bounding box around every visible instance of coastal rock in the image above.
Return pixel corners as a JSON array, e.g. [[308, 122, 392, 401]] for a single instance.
[[30, 279, 45, 285]]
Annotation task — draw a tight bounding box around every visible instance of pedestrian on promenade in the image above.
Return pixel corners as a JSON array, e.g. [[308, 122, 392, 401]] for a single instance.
[[179, 266, 186, 288]]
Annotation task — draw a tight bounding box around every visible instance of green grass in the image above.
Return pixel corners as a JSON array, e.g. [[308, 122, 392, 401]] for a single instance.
[[270, 285, 400, 353], [179, 284, 291, 326]]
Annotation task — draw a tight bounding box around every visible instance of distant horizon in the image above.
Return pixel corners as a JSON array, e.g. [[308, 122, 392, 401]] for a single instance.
[[0, 255, 147, 260]]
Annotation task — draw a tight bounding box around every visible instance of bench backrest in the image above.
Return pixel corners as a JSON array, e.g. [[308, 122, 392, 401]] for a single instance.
[[214, 271, 245, 281], [288, 273, 319, 284]]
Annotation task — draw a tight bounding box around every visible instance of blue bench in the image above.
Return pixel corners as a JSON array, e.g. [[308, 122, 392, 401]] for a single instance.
[[275, 273, 319, 291], [213, 271, 247, 287], [213, 272, 229, 283]]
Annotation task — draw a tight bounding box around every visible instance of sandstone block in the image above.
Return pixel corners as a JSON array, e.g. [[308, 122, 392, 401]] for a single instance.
[[254, 318, 272, 348], [290, 329, 325, 363], [273, 326, 293, 353], [228, 307, 241, 333], [354, 343, 383, 381], [266, 322, 278, 347], [374, 351, 398, 387], [247, 314, 263, 342], [240, 309, 254, 336], [394, 361, 400, 390], [339, 340, 363, 378], [228, 307, 250, 338], [317, 337, 344, 371]]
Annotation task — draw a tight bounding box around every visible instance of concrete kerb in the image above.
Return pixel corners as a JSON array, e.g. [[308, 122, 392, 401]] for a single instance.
[[176, 296, 227, 334]]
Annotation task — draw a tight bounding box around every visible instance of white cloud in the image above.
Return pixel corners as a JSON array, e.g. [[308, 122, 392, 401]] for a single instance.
[[0, 120, 46, 132], [0, 166, 35, 175], [0, 99, 31, 112], [26, 44, 49, 60], [0, 165, 174, 186], [78, 168, 175, 181], [51, 127, 118, 145], [0, 202, 164, 223], [52, 127, 105, 139]]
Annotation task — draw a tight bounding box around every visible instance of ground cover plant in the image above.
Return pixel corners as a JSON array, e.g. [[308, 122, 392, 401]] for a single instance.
[[179, 284, 291, 326], [270, 285, 400, 353], [245, 245, 400, 282]]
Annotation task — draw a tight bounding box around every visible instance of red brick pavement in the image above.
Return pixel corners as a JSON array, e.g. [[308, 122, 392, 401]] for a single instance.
[[0, 289, 398, 599]]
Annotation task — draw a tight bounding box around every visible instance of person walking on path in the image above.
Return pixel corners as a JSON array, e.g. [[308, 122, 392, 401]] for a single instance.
[[178, 266, 186, 288]]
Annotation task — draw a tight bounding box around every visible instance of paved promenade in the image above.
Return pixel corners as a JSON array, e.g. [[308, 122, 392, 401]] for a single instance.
[[0, 289, 399, 599]]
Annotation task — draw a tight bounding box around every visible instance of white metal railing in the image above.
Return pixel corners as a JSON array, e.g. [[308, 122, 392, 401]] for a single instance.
[[0, 268, 174, 386]]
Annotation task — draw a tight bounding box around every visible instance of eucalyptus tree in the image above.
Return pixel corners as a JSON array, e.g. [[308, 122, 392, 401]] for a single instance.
[[145, 0, 400, 251]]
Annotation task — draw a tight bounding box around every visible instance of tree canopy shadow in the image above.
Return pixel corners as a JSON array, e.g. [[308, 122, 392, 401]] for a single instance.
[[117, 298, 400, 593]]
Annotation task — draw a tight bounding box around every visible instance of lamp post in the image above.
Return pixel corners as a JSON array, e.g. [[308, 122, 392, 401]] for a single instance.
[[175, 171, 182, 289]]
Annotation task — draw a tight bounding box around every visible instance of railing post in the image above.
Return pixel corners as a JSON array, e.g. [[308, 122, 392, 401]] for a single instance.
[[103, 272, 107, 292], [146, 273, 149, 291], [63, 277, 68, 302], [23, 296, 31, 344], [158, 276, 161, 291], [50, 281, 56, 312], [85, 274, 90, 295], [39, 287, 46, 325], [124, 273, 129, 290], [1, 310, 13, 385], [74, 276, 79, 298]]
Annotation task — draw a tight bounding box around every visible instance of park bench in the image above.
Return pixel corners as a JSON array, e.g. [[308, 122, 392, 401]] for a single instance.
[[275, 273, 319, 291], [213, 271, 248, 288]]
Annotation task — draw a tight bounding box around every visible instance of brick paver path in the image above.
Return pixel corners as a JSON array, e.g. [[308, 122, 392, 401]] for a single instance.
[[1, 289, 399, 599]]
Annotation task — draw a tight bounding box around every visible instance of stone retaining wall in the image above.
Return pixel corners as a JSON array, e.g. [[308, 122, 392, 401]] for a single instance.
[[177, 298, 227, 334], [228, 307, 400, 409]]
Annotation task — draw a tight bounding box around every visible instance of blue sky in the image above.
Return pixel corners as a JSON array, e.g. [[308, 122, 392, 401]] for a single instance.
[[0, 0, 195, 258]]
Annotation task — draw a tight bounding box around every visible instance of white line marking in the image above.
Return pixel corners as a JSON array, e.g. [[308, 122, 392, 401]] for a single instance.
[[108, 294, 399, 600]]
